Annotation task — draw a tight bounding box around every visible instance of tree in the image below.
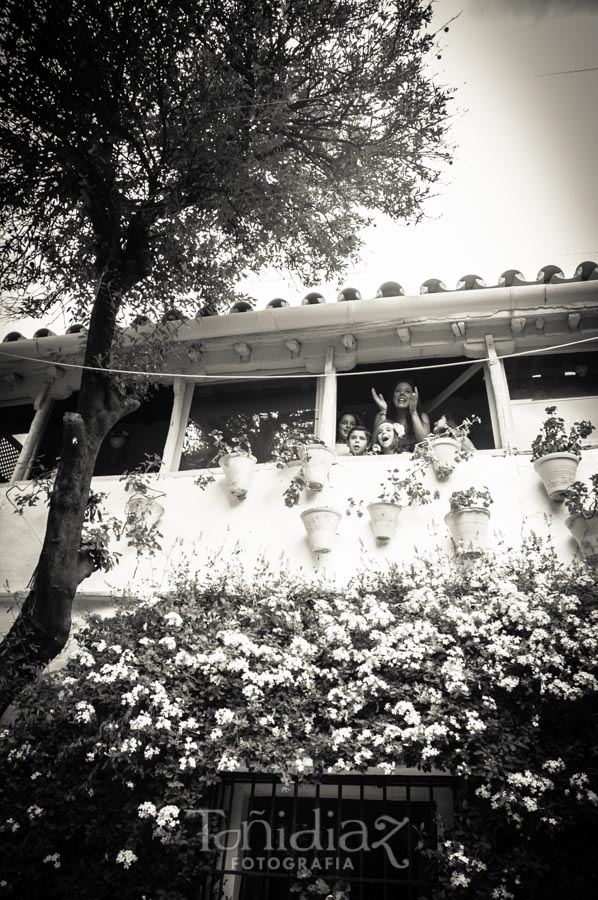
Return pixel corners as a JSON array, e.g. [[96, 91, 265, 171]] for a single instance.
[[0, 0, 452, 714]]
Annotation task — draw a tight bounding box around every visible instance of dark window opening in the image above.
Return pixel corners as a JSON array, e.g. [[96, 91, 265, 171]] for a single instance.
[[180, 377, 317, 469], [198, 773, 457, 900], [33, 388, 173, 477], [504, 351, 598, 401], [336, 359, 494, 450], [0, 404, 34, 482]]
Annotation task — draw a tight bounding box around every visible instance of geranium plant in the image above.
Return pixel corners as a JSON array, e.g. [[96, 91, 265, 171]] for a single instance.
[[208, 429, 253, 461], [272, 424, 328, 506], [564, 475, 598, 519], [120, 454, 166, 555], [531, 406, 594, 461], [271, 424, 325, 467], [415, 414, 480, 480], [448, 486, 492, 512]]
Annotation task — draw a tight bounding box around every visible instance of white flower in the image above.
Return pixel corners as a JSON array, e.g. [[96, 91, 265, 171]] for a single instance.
[[392, 422, 406, 438], [30, 771, 41, 780], [138, 802, 157, 819], [43, 853, 61, 869], [27, 805, 43, 819], [155, 805, 180, 829], [214, 708, 235, 725], [74, 701, 95, 724], [116, 849, 138, 869], [158, 636, 176, 651], [163, 611, 183, 628]]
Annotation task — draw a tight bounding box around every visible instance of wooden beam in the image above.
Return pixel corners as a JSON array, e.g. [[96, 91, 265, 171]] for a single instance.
[[427, 362, 483, 414], [315, 347, 336, 448], [484, 335, 514, 451], [160, 377, 193, 473], [10, 384, 54, 483]]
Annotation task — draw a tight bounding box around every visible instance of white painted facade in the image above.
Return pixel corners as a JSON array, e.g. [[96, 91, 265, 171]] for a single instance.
[[1, 277, 597, 635]]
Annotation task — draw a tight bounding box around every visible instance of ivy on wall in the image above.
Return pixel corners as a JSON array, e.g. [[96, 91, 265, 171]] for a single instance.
[[0, 539, 597, 899]]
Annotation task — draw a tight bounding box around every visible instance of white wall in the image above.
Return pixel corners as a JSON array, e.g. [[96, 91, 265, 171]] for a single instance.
[[2, 448, 597, 636]]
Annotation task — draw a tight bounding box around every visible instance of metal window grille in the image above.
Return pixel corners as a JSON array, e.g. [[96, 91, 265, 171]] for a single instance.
[[197, 773, 458, 900], [0, 435, 21, 482]]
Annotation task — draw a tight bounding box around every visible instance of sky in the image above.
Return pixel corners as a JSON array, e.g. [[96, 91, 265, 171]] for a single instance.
[[239, 0, 598, 304], [1, 0, 596, 335]]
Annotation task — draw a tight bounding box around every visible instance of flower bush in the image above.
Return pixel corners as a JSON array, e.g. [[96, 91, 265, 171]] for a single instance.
[[0, 539, 597, 899], [531, 407, 594, 461]]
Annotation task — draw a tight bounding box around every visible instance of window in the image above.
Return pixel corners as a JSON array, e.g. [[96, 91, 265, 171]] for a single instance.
[[504, 351, 598, 450], [336, 359, 494, 450], [0, 403, 34, 482], [179, 376, 317, 469], [198, 773, 457, 900], [33, 388, 173, 476]]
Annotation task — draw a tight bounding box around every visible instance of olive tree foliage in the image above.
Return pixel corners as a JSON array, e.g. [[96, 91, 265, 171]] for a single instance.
[[0, 0, 451, 714]]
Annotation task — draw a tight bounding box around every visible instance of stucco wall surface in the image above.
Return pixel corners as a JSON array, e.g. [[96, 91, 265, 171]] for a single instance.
[[1, 449, 596, 635]]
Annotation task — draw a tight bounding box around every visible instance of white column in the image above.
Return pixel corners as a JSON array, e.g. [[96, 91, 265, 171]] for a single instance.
[[10, 384, 54, 483], [160, 377, 194, 473], [485, 335, 514, 451], [315, 346, 336, 448]]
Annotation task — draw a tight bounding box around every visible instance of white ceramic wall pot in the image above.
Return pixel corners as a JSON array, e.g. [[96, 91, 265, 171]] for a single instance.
[[367, 501, 400, 546], [445, 507, 491, 557], [219, 452, 257, 500], [299, 443, 335, 491], [533, 452, 580, 501], [125, 495, 165, 531], [566, 514, 598, 567], [300, 506, 341, 555], [429, 436, 460, 479]]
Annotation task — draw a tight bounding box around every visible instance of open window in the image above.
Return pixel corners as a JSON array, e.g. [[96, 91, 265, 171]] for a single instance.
[[32, 387, 173, 476], [504, 350, 598, 450], [179, 376, 317, 469], [336, 358, 495, 450]]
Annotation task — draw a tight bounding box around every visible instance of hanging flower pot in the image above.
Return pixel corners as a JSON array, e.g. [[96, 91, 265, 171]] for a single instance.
[[565, 514, 598, 567], [445, 507, 491, 557], [300, 506, 341, 554], [428, 436, 461, 480], [367, 501, 401, 546], [299, 443, 335, 491], [219, 451, 257, 501], [125, 494, 165, 531], [533, 452, 580, 501]]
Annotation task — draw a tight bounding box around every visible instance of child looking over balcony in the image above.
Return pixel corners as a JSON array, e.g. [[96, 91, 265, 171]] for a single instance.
[[374, 421, 403, 454], [347, 425, 371, 456]]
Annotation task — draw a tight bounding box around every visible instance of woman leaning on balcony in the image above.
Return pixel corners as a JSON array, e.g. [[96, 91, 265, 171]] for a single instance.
[[371, 379, 431, 452]]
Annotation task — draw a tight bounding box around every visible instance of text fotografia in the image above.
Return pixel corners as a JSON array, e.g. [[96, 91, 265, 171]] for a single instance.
[[199, 808, 411, 870]]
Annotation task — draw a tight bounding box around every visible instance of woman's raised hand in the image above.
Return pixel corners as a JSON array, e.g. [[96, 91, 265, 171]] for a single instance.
[[409, 386, 419, 416], [371, 388, 387, 413]]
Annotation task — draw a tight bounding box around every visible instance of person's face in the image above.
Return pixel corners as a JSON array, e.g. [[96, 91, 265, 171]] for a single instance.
[[337, 413, 357, 439], [348, 430, 368, 455], [376, 421, 396, 451], [393, 381, 414, 411]]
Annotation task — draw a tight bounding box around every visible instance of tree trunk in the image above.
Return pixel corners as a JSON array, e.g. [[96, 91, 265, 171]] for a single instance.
[[0, 267, 139, 719]]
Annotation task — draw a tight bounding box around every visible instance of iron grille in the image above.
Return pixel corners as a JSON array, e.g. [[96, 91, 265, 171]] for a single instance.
[[197, 773, 458, 900]]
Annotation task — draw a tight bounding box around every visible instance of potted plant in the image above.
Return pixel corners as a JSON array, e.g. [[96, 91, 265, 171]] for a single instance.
[[121, 454, 166, 528], [366, 461, 438, 546], [272, 424, 335, 504], [564, 475, 598, 566], [416, 414, 480, 480], [209, 429, 256, 501], [445, 486, 493, 557], [531, 406, 595, 501]]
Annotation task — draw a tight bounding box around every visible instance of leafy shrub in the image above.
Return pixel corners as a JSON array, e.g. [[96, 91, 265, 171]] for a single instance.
[[0, 540, 597, 900]]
